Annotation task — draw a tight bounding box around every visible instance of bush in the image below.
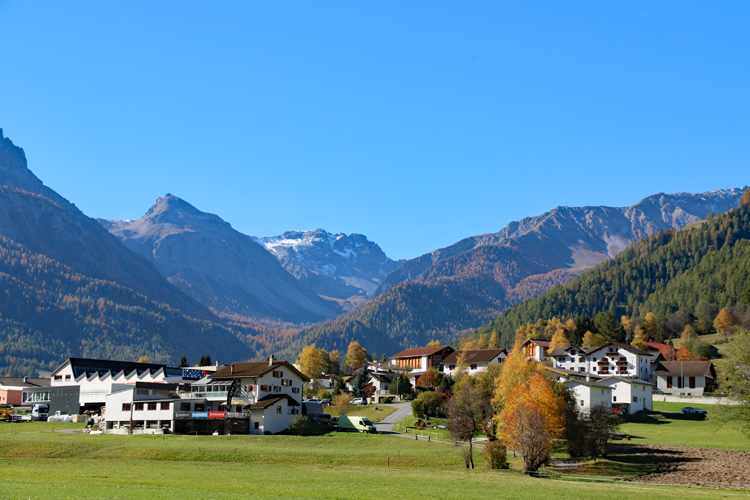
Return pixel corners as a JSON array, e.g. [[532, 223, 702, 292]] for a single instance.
[[411, 390, 446, 419], [483, 440, 509, 469], [288, 415, 309, 436]]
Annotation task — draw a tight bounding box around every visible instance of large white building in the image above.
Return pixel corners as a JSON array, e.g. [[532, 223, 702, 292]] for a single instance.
[[599, 377, 654, 414], [654, 361, 716, 397], [549, 343, 660, 382], [564, 379, 613, 415]]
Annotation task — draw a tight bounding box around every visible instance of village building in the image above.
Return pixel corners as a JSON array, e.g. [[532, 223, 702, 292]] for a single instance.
[[599, 377, 654, 414], [654, 360, 716, 397], [550, 342, 659, 382], [440, 349, 507, 377], [520, 339, 551, 362], [0, 377, 49, 405], [564, 379, 613, 414], [389, 345, 454, 375]]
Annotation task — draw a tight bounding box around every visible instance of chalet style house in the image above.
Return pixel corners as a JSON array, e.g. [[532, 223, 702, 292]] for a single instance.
[[440, 349, 507, 377], [390, 345, 454, 375]]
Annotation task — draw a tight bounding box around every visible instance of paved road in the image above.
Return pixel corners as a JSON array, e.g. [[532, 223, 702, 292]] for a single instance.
[[374, 402, 412, 435]]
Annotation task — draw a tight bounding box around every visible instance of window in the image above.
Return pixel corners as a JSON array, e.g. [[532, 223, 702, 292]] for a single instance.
[[65, 375, 71, 380], [470, 365, 477, 370], [160, 402, 170, 410], [689, 376, 696, 389], [254, 422, 260, 429], [134, 403, 144, 411], [292, 387, 300, 393], [148, 403, 157, 411], [580, 400, 584, 407], [180, 402, 191, 411], [632, 397, 637, 403], [54, 375, 62, 380], [449, 365, 455, 370], [122, 403, 131, 411], [194, 404, 205, 412], [666, 376, 673, 388], [281, 379, 292, 387], [260, 385, 269, 391], [274, 386, 281, 392], [276, 405, 282, 414], [272, 370, 284, 378], [613, 396, 617, 402]]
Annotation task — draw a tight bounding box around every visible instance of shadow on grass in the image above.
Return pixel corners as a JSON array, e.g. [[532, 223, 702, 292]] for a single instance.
[[622, 413, 671, 425]]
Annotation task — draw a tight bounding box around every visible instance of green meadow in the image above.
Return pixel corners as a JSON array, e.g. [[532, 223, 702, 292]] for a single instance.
[[1, 426, 748, 500]]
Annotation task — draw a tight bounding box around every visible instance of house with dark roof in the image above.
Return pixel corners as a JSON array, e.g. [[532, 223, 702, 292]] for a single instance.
[[440, 349, 507, 377], [0, 377, 49, 405], [390, 345, 454, 375], [654, 360, 716, 397]]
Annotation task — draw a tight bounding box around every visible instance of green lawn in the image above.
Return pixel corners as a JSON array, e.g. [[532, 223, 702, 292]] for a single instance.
[[327, 404, 395, 422], [617, 402, 750, 452], [1, 431, 747, 500], [0, 421, 86, 434]]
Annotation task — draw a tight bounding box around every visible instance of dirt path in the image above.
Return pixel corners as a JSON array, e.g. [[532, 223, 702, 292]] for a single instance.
[[611, 443, 750, 489]]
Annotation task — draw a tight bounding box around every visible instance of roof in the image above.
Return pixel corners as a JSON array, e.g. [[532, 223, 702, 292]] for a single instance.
[[210, 360, 310, 382], [564, 379, 612, 390], [53, 358, 171, 379], [0, 377, 50, 388], [390, 346, 454, 359], [370, 372, 397, 383], [442, 349, 507, 364], [586, 342, 651, 357], [248, 394, 301, 409], [654, 361, 716, 378], [521, 338, 551, 348], [599, 376, 655, 387], [548, 346, 592, 357]]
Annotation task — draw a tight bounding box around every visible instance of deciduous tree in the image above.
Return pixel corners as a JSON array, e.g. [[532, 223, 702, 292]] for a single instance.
[[582, 331, 606, 348], [446, 381, 493, 469], [548, 328, 570, 352], [345, 341, 367, 371], [714, 307, 737, 341], [721, 327, 750, 435], [416, 367, 441, 390], [496, 373, 564, 473]]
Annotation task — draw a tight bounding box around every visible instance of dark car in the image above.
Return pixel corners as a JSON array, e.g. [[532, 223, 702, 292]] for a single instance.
[[311, 413, 332, 425]]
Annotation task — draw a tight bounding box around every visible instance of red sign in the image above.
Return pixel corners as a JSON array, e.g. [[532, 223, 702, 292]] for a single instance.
[[208, 411, 226, 419]]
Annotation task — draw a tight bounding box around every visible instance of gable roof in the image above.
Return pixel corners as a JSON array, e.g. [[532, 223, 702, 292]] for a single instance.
[[210, 360, 310, 382], [248, 394, 301, 409], [521, 338, 551, 348], [599, 376, 655, 387], [442, 349, 507, 364], [564, 379, 612, 390], [586, 342, 650, 357], [0, 377, 50, 388], [390, 346, 454, 359], [543, 366, 604, 380], [654, 361, 716, 378], [548, 346, 593, 357]]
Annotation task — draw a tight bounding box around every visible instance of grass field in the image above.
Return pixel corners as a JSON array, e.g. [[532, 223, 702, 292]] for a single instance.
[[617, 402, 750, 452], [1, 431, 748, 500], [327, 404, 395, 422], [0, 421, 86, 434]]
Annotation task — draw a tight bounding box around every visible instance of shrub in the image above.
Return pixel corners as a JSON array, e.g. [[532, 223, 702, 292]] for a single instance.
[[483, 440, 509, 469], [288, 415, 309, 436]]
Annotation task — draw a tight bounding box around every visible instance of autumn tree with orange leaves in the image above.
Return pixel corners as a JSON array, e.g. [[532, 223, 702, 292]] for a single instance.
[[495, 373, 565, 473]]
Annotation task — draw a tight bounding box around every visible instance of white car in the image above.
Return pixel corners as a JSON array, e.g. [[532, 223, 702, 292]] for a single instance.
[[681, 407, 707, 415], [351, 398, 368, 406]]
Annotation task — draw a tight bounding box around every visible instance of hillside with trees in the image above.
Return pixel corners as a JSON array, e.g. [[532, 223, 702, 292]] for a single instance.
[[0, 235, 260, 376], [477, 191, 750, 348]]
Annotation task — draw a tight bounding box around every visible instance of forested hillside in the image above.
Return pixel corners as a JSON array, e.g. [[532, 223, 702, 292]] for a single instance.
[[477, 192, 750, 348], [0, 236, 258, 376]]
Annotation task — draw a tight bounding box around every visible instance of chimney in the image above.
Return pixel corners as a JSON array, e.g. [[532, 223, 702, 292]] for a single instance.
[[231, 364, 234, 374], [23, 377, 27, 383], [586, 374, 590, 382], [269, 355, 274, 366]]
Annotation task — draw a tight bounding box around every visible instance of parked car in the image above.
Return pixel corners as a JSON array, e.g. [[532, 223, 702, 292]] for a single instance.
[[320, 398, 331, 406], [682, 407, 707, 415], [304, 398, 321, 404], [351, 398, 368, 406], [311, 413, 332, 425]]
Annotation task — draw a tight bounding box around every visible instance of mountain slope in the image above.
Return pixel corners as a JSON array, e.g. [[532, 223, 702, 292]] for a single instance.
[[0, 130, 212, 320], [102, 196, 343, 323], [287, 188, 747, 355], [477, 196, 750, 347], [256, 229, 402, 309], [0, 235, 256, 376]]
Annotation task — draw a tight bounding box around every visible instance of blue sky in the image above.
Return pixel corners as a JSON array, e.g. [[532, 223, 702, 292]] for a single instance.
[[1, 2, 748, 260]]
